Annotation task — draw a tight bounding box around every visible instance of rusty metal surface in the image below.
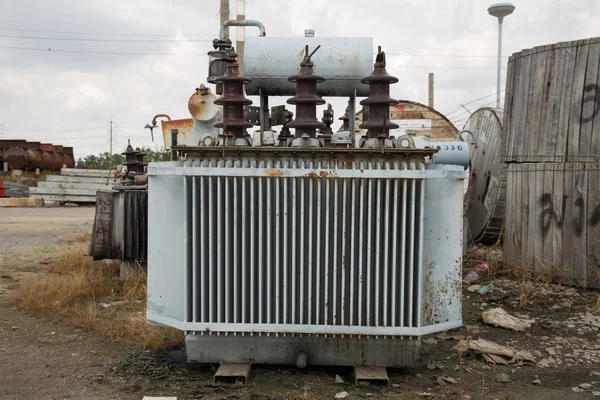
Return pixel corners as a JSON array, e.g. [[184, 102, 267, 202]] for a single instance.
[[188, 91, 219, 121], [161, 119, 195, 149], [172, 144, 437, 161], [359, 49, 399, 139], [89, 188, 148, 262]]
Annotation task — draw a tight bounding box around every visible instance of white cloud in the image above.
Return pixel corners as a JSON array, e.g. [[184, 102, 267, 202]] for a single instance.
[[0, 0, 598, 157]]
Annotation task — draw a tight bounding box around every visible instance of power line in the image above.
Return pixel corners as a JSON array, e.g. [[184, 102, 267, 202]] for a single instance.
[[386, 52, 509, 58], [450, 98, 504, 122], [444, 90, 505, 118], [0, 27, 214, 38], [0, 34, 214, 43], [0, 45, 207, 56]]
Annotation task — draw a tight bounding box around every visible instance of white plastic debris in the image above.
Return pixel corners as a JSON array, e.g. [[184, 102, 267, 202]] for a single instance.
[[482, 307, 534, 331], [454, 338, 536, 365]]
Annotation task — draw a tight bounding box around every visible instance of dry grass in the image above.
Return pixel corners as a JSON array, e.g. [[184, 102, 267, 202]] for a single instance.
[[67, 232, 91, 244], [13, 245, 183, 350]]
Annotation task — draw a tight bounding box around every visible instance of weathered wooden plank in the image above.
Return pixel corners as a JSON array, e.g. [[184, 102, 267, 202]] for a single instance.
[[45, 175, 116, 184], [578, 41, 600, 160], [536, 46, 554, 161], [526, 50, 545, 162], [567, 40, 591, 161], [586, 164, 600, 289], [502, 54, 517, 162], [541, 164, 554, 276], [526, 163, 536, 269], [551, 164, 565, 283], [561, 163, 575, 284], [0, 197, 44, 207], [572, 163, 588, 286], [556, 42, 578, 162], [29, 187, 99, 196], [543, 45, 564, 161], [514, 50, 533, 163]]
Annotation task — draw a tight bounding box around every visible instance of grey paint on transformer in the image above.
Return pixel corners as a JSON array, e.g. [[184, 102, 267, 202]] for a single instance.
[[243, 36, 373, 97]]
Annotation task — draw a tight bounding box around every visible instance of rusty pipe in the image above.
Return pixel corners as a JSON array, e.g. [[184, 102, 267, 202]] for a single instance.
[[219, 19, 265, 40], [151, 114, 172, 124]]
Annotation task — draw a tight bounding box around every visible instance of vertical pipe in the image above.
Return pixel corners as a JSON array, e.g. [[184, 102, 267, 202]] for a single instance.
[[416, 170, 426, 327], [241, 176, 247, 323], [324, 178, 330, 324], [217, 177, 223, 323], [383, 176, 390, 326], [291, 178, 297, 324], [259, 176, 264, 323], [283, 176, 289, 324], [366, 178, 373, 326], [192, 177, 199, 322], [332, 178, 338, 324], [400, 179, 407, 326], [358, 177, 365, 326], [497, 18, 503, 109], [233, 176, 239, 323], [250, 176, 255, 323], [308, 174, 314, 324], [299, 174, 305, 324], [266, 176, 272, 323], [201, 176, 207, 322], [236, 0, 246, 74], [225, 176, 231, 323], [183, 177, 191, 324], [275, 174, 281, 323], [341, 178, 347, 325], [315, 177, 321, 325], [390, 178, 399, 326], [407, 168, 416, 327], [209, 178, 215, 322], [350, 178, 357, 325], [375, 177, 382, 326]]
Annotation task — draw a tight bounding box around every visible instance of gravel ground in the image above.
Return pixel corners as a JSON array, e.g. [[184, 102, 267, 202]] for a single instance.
[[1, 207, 599, 399]]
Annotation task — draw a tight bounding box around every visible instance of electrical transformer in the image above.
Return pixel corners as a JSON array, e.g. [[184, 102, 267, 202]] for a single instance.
[[147, 23, 465, 368]]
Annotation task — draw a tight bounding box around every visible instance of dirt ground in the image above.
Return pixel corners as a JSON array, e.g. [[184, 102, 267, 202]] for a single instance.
[[1, 207, 600, 400]]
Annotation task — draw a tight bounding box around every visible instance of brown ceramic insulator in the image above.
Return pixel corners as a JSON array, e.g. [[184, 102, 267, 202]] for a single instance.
[[287, 64, 326, 138], [338, 106, 350, 131], [135, 147, 147, 174], [359, 49, 399, 139], [213, 56, 253, 139], [122, 142, 140, 171]]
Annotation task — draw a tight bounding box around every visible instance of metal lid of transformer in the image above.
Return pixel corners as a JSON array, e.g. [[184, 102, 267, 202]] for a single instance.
[[359, 47, 399, 139], [213, 49, 253, 144], [286, 45, 326, 144]]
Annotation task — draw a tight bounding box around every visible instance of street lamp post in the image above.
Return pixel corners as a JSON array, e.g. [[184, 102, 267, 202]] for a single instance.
[[488, 3, 515, 108]]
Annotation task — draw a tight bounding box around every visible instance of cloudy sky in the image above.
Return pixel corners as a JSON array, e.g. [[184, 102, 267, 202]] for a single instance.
[[1, 0, 599, 159]]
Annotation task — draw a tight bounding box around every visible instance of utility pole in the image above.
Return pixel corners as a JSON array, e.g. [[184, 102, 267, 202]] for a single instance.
[[220, 0, 230, 39], [107, 120, 117, 156], [428, 73, 434, 108]]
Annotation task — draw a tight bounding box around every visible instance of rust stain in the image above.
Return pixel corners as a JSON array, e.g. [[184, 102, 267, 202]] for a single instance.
[[306, 172, 319, 178], [264, 168, 284, 177], [161, 119, 195, 147]]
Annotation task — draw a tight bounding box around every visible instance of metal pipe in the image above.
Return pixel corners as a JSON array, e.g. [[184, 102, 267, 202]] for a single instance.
[[171, 129, 178, 161], [496, 18, 503, 108], [220, 19, 266, 40]]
